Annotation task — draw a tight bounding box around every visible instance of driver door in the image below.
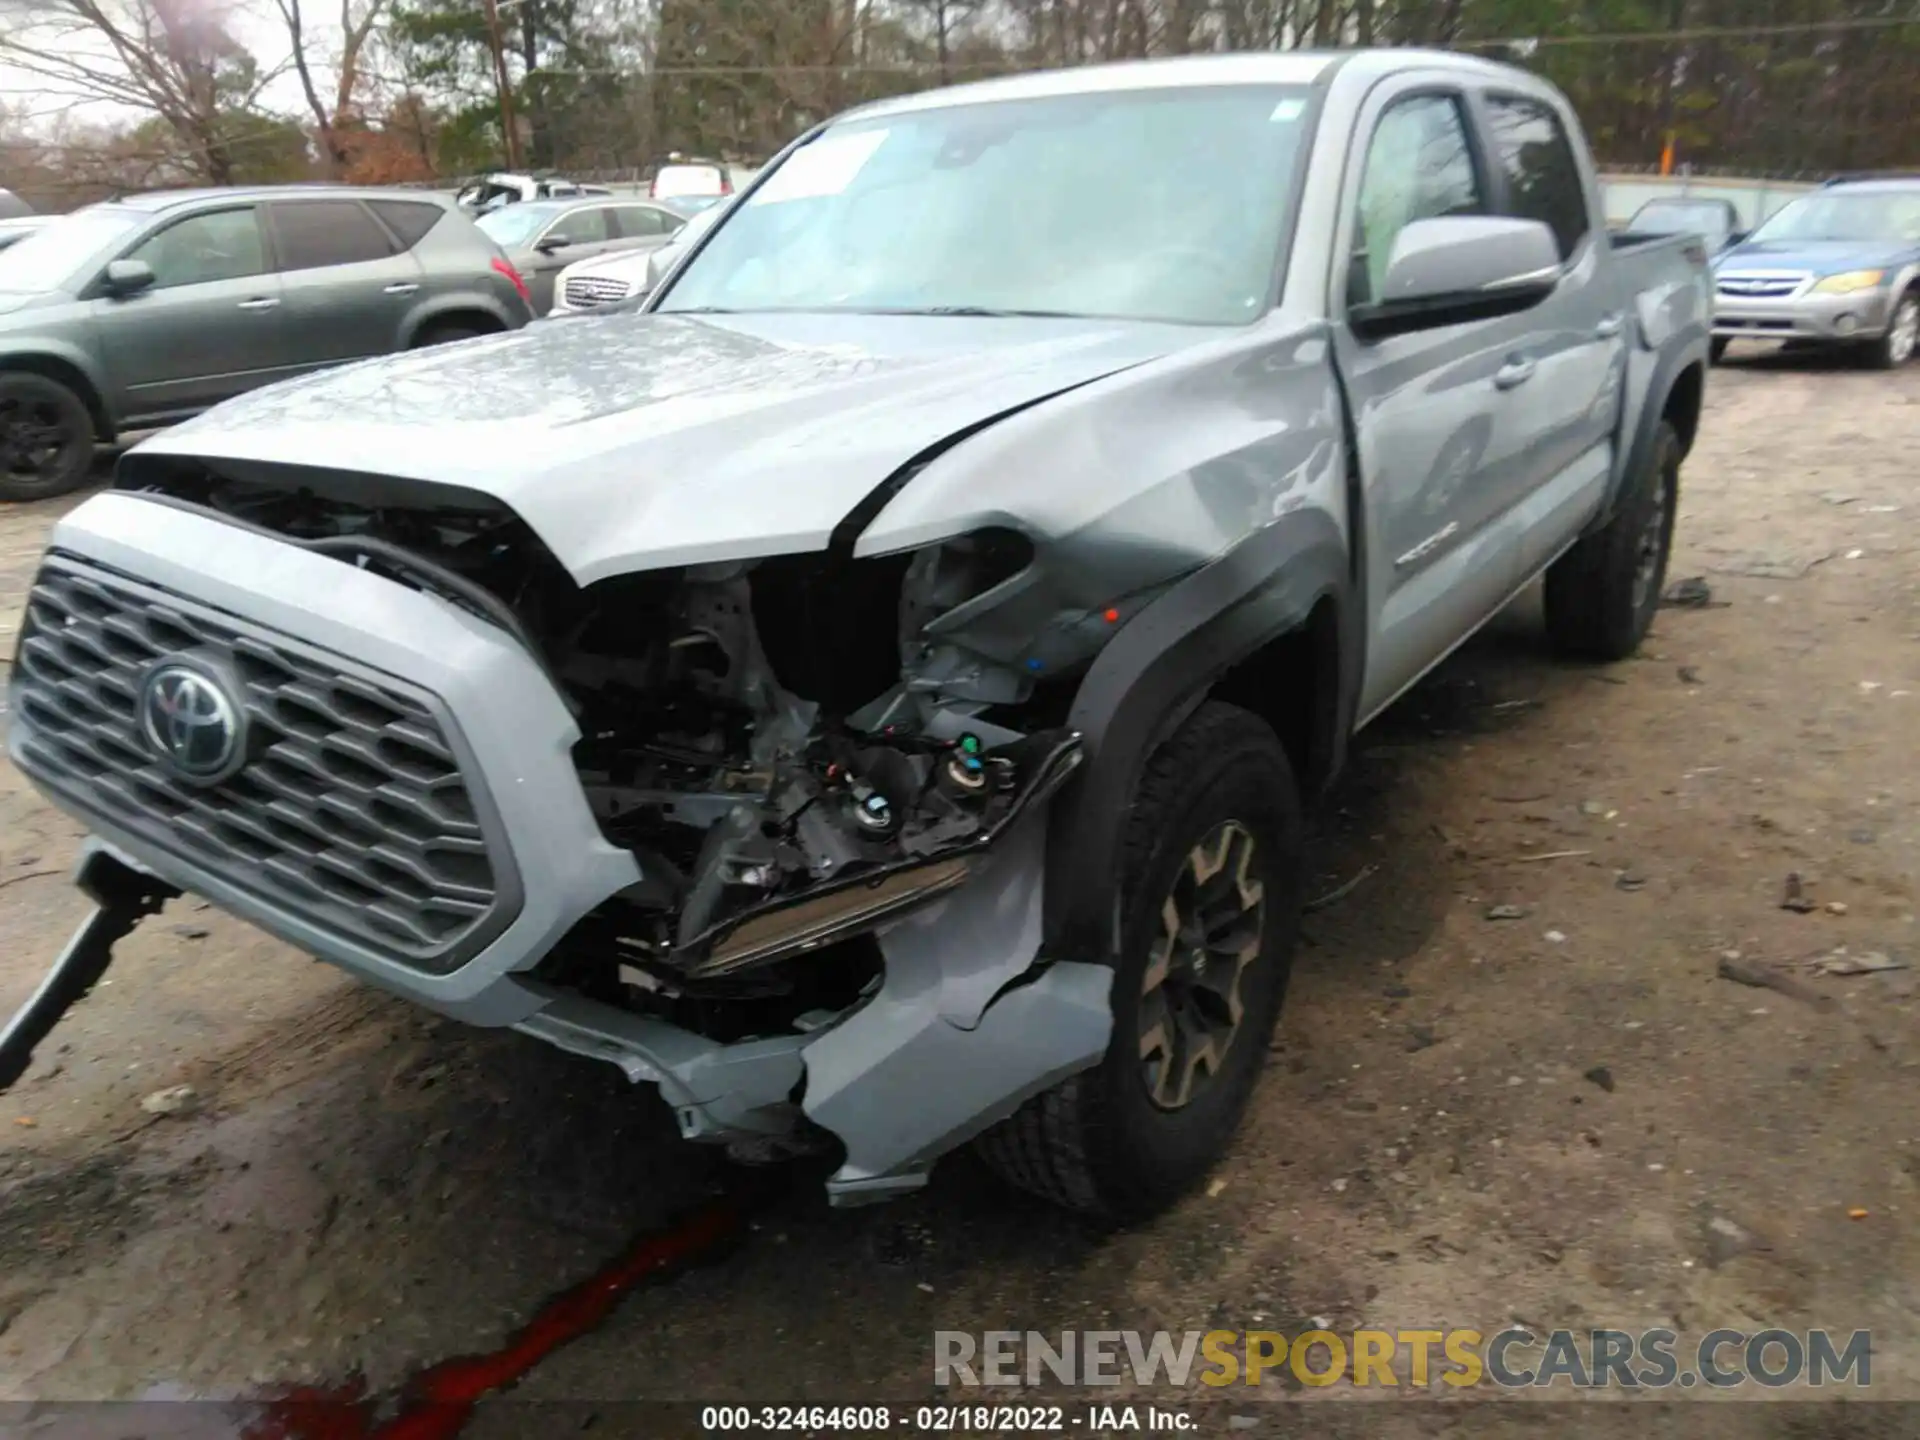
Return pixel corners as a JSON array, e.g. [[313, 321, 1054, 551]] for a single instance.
[[92, 205, 293, 424], [1328, 81, 1547, 722]]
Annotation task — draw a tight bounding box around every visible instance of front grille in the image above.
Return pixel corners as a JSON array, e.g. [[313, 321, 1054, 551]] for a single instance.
[[563, 275, 631, 308], [1716, 272, 1807, 300], [10, 556, 514, 972]]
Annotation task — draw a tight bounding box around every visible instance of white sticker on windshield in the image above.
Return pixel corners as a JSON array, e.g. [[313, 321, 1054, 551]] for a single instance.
[[1270, 98, 1305, 122], [751, 130, 889, 205]]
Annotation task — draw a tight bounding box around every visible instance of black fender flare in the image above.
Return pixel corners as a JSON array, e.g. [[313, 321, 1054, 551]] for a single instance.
[[1594, 331, 1706, 534], [1043, 508, 1358, 966]]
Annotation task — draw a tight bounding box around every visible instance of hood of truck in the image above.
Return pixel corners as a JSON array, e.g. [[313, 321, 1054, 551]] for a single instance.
[[132, 310, 1191, 585]]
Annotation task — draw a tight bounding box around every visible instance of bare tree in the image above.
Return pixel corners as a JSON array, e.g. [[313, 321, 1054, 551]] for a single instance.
[[898, 0, 986, 82], [273, 0, 394, 173], [0, 0, 280, 183]]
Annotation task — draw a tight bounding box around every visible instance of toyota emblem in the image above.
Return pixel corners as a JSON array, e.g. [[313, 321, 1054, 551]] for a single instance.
[[140, 664, 244, 782]]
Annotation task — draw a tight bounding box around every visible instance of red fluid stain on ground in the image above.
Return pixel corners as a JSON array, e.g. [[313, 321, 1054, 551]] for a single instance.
[[246, 1194, 746, 1440]]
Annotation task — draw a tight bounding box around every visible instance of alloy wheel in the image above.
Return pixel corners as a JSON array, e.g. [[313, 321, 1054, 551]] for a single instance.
[[1890, 297, 1918, 366], [1138, 820, 1267, 1111], [0, 393, 83, 484], [1630, 464, 1670, 616]]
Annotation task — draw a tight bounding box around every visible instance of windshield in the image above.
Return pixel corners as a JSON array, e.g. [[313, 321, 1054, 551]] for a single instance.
[[476, 203, 567, 248], [1747, 190, 1920, 244], [0, 206, 143, 291], [659, 84, 1314, 325]]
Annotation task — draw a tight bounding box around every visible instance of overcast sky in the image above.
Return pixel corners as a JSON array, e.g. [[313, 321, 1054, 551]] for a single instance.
[[2, 0, 331, 134]]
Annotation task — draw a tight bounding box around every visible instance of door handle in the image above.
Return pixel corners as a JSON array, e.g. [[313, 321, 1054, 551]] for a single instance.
[[383, 282, 420, 296], [1494, 356, 1536, 390], [1595, 312, 1625, 339], [236, 297, 280, 311]]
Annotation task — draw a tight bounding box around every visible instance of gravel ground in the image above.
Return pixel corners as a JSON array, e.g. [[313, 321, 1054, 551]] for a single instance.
[[1, 345, 1917, 1435]]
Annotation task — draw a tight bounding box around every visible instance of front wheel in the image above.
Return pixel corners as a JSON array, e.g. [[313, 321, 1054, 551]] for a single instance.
[[1542, 419, 1681, 662], [974, 702, 1304, 1219], [0, 372, 95, 503], [1866, 289, 1917, 369]]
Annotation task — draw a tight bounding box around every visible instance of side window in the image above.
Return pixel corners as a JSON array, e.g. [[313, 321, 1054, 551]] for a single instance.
[[1483, 95, 1589, 260], [125, 208, 265, 289], [548, 207, 613, 245], [1351, 94, 1484, 306], [615, 206, 673, 239], [368, 200, 444, 250], [269, 200, 397, 271]]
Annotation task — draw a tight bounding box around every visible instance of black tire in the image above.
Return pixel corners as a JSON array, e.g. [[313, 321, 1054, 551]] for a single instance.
[[0, 371, 95, 503], [1864, 288, 1917, 370], [974, 702, 1304, 1220], [411, 320, 490, 349], [1707, 337, 1729, 365], [1542, 419, 1681, 662]]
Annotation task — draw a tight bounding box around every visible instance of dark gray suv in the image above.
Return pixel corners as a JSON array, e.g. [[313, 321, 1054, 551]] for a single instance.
[[0, 185, 535, 501]]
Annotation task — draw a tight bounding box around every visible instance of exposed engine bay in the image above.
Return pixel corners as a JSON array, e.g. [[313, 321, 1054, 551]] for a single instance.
[[129, 464, 1086, 1034]]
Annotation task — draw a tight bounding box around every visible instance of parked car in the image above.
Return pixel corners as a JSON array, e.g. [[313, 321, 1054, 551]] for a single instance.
[[0, 185, 534, 500], [0, 216, 47, 252], [647, 156, 733, 203], [548, 202, 723, 314], [476, 196, 690, 313], [1625, 196, 1744, 253], [2, 52, 1709, 1218], [1709, 176, 1920, 366], [455, 173, 614, 213]]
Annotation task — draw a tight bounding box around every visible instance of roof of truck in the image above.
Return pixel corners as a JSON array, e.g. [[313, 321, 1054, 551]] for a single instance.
[[848, 48, 1527, 121]]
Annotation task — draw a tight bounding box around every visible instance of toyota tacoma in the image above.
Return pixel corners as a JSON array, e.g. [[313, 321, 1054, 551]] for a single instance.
[[2, 50, 1710, 1218]]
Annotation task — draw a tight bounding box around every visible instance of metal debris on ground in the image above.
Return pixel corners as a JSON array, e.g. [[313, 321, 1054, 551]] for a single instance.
[[1485, 904, 1530, 921], [1615, 869, 1648, 891], [1514, 849, 1591, 863], [1662, 576, 1716, 608], [1810, 951, 1908, 977], [1305, 863, 1377, 912], [1781, 872, 1818, 913]]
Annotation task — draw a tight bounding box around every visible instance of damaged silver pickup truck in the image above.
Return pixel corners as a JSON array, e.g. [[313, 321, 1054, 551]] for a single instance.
[[2, 50, 1710, 1217]]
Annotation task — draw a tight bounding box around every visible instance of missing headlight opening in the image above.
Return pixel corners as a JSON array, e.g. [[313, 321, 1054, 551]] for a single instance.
[[134, 467, 1076, 1037]]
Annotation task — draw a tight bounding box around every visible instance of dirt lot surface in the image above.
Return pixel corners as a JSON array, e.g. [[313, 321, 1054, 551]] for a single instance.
[[2, 350, 1917, 1437]]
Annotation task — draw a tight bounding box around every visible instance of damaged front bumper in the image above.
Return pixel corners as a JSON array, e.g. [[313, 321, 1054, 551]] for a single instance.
[[3, 494, 1112, 1201]]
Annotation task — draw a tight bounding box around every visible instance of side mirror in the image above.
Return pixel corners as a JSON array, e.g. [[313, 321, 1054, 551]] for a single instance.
[[103, 258, 156, 297], [1352, 216, 1561, 340], [535, 235, 572, 255], [1725, 230, 1748, 248]]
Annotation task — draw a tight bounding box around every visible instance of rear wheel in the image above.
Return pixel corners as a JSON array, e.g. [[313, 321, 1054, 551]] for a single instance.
[[1542, 419, 1680, 662], [0, 372, 95, 503], [1865, 289, 1918, 369], [974, 703, 1304, 1220], [410, 319, 491, 350]]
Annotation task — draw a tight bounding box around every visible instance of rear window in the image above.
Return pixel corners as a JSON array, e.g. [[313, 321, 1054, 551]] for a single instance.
[[369, 199, 445, 249], [270, 200, 398, 270]]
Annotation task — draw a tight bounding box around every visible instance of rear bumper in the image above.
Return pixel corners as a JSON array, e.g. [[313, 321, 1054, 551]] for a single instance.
[[1712, 286, 1896, 343]]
